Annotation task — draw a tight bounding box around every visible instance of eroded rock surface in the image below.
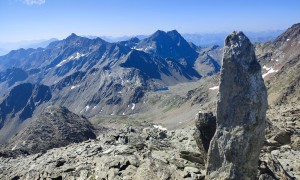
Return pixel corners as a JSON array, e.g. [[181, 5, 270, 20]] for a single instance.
[[206, 31, 268, 179], [1, 106, 96, 156], [0, 126, 206, 180], [193, 112, 216, 164]]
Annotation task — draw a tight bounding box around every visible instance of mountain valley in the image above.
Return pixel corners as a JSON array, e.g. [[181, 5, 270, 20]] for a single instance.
[[0, 23, 299, 179]]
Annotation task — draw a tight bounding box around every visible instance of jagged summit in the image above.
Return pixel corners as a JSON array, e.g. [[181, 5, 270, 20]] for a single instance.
[[225, 31, 251, 48], [136, 29, 198, 64], [223, 31, 258, 68], [150, 30, 167, 39], [69, 33, 78, 38], [166, 30, 183, 40], [148, 29, 184, 42]]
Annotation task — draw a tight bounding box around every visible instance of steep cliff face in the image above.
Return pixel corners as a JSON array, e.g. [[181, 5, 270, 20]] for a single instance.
[[0, 83, 52, 143], [206, 32, 268, 179]]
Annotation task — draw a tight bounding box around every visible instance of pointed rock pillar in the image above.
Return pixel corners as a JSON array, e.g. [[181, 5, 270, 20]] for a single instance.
[[206, 31, 268, 179]]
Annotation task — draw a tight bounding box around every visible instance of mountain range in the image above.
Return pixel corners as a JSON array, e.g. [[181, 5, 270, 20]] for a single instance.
[[0, 23, 299, 161], [0, 30, 283, 56], [0, 22, 299, 179], [0, 29, 223, 144], [0, 38, 58, 56]]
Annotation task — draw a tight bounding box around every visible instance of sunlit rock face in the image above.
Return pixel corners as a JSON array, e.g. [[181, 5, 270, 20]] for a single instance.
[[206, 31, 268, 180]]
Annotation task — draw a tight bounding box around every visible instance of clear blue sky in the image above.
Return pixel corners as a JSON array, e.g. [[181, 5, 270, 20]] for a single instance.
[[0, 0, 300, 42]]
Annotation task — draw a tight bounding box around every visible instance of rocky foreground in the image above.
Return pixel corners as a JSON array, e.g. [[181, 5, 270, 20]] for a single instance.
[[0, 122, 299, 180], [0, 125, 204, 180]]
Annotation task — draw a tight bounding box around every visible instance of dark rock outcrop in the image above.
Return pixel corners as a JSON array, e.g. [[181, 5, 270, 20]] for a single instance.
[[4, 106, 96, 155], [0, 68, 28, 87], [193, 112, 216, 163], [0, 83, 52, 128], [206, 32, 268, 179]]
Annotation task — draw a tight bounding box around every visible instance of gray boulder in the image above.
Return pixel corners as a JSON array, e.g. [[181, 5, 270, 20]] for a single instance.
[[193, 112, 216, 163], [206, 31, 268, 179]]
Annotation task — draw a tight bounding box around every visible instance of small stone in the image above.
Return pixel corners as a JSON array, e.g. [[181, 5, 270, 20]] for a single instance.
[[184, 166, 200, 174], [274, 131, 292, 145]]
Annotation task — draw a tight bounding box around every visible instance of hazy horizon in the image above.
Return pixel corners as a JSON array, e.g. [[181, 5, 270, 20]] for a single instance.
[[0, 29, 285, 43], [1, 0, 300, 43]]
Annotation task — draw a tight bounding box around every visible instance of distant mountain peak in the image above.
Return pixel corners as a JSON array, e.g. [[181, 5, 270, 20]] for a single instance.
[[154, 30, 166, 34], [65, 33, 83, 42], [135, 29, 198, 64], [166, 29, 181, 36], [150, 30, 168, 39], [166, 30, 186, 43], [69, 33, 78, 38], [129, 37, 140, 43], [146, 30, 185, 42]]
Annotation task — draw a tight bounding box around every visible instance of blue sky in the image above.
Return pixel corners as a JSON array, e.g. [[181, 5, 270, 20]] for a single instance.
[[0, 0, 300, 42]]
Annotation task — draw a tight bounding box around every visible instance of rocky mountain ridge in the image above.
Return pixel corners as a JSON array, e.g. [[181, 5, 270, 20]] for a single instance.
[[0, 23, 299, 179], [0, 30, 222, 144]]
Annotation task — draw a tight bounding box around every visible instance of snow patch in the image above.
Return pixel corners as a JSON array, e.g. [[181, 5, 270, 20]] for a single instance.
[[84, 105, 90, 112], [286, 39, 290, 41], [122, 112, 126, 116], [74, 52, 85, 59], [153, 125, 167, 131], [71, 85, 80, 90], [56, 52, 85, 67], [262, 65, 271, 71], [11, 145, 17, 151], [134, 48, 144, 51], [56, 59, 67, 67], [131, 103, 136, 110], [209, 86, 219, 90], [262, 68, 278, 78]]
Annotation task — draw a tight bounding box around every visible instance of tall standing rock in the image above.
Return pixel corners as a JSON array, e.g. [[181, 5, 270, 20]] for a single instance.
[[206, 32, 268, 179]]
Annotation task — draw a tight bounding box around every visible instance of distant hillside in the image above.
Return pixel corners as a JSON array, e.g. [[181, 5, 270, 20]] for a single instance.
[[0, 48, 8, 56], [0, 38, 58, 53], [183, 30, 284, 46]]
